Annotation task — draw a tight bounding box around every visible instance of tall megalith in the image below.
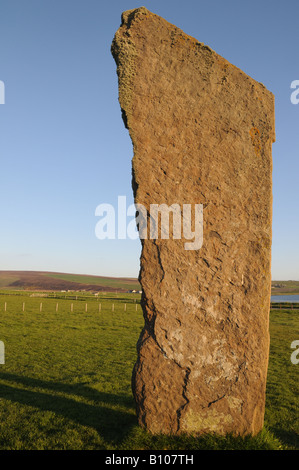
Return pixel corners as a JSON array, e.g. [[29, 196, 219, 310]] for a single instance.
[[111, 7, 275, 435]]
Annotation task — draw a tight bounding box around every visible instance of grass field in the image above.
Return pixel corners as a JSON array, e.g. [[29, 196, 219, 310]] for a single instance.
[[0, 291, 298, 450]]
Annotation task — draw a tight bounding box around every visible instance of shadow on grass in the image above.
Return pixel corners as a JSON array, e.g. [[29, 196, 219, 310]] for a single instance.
[[0, 372, 136, 446], [270, 427, 298, 450], [0, 373, 296, 450], [0, 372, 134, 408]]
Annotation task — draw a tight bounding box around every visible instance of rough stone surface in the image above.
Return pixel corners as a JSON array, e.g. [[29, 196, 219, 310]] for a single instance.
[[111, 7, 275, 436]]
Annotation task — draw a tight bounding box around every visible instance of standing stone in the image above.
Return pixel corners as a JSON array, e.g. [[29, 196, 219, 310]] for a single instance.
[[111, 7, 275, 435]]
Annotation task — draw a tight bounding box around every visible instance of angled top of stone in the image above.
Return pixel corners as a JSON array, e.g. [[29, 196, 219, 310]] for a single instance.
[[112, 6, 275, 142]]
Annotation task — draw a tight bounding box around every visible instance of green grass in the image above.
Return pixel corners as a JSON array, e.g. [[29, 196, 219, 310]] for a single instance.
[[0, 293, 297, 450], [265, 309, 298, 448]]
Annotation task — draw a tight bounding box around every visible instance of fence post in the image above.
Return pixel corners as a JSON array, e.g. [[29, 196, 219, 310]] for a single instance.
[[112, 303, 114, 312], [0, 341, 4, 365], [71, 303, 73, 312], [99, 303, 101, 312], [4, 302, 6, 312], [85, 303, 88, 312], [23, 302, 25, 312], [40, 302, 42, 312], [56, 303, 58, 312], [124, 303, 126, 312]]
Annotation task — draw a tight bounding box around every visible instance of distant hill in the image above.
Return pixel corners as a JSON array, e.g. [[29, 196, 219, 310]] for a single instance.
[[0, 271, 298, 295], [0, 271, 140, 293], [271, 280, 299, 295]]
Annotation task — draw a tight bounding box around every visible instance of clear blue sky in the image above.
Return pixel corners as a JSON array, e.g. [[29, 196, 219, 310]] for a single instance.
[[0, 0, 298, 280]]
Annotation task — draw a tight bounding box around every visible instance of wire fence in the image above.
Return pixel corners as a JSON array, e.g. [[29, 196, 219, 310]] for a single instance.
[[0, 297, 297, 314], [270, 302, 299, 310], [0, 299, 141, 314]]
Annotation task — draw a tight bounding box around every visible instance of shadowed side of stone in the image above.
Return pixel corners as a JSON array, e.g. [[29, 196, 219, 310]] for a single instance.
[[111, 7, 275, 436]]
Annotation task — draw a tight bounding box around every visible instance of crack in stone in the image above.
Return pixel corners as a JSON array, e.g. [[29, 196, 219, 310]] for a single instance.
[[153, 240, 165, 283], [176, 367, 191, 432], [207, 393, 226, 408], [204, 360, 247, 410]]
